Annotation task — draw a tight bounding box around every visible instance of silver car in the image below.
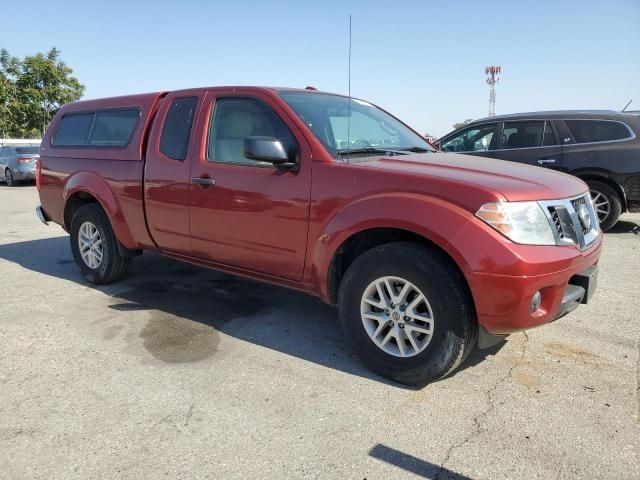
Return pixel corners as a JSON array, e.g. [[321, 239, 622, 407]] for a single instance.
[[0, 145, 40, 186]]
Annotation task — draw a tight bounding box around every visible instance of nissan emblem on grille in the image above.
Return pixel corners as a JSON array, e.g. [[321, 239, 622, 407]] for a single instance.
[[578, 203, 591, 231]]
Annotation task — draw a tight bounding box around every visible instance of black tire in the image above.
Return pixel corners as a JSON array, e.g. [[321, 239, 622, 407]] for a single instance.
[[587, 180, 622, 232], [338, 242, 477, 386], [5, 168, 15, 186], [70, 203, 131, 284]]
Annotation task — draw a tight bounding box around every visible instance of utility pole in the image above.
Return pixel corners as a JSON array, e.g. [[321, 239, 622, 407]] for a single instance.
[[485, 65, 502, 117]]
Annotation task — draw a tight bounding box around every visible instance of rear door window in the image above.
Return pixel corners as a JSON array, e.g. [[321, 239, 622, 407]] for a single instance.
[[500, 121, 544, 149], [564, 120, 632, 143], [159, 97, 199, 161]]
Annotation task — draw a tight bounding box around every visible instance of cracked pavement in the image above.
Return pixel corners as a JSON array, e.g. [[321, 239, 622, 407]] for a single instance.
[[1, 186, 639, 479], [436, 332, 530, 480]]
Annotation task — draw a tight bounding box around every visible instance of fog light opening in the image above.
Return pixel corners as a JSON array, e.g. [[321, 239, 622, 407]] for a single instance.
[[530, 291, 542, 313]]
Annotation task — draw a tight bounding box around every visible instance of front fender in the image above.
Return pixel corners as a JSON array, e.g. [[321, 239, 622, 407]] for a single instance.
[[572, 169, 627, 205], [310, 192, 489, 300], [63, 171, 137, 249]]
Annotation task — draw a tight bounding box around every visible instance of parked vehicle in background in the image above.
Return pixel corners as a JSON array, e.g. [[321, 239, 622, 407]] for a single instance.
[[436, 111, 640, 231], [36, 87, 601, 385], [0, 144, 40, 186]]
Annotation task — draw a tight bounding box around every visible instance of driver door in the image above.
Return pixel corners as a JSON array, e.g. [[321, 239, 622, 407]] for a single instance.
[[188, 92, 312, 281]]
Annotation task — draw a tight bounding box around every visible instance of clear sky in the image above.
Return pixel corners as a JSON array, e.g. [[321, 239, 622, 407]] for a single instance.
[[2, 0, 639, 136]]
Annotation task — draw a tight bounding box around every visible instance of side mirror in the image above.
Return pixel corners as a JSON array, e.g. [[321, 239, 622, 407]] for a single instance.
[[244, 136, 296, 169]]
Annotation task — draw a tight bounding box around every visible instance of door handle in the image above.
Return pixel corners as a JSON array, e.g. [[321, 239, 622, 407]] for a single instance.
[[537, 159, 556, 165], [192, 177, 216, 186]]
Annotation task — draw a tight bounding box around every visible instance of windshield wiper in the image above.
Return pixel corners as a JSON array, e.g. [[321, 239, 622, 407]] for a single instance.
[[397, 146, 432, 153], [337, 147, 409, 157]]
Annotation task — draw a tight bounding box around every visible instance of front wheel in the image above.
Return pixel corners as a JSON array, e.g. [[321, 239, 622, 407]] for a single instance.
[[588, 181, 622, 232], [70, 203, 131, 284], [338, 242, 477, 385]]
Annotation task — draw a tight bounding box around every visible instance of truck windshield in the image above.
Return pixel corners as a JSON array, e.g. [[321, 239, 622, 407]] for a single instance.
[[280, 92, 434, 158]]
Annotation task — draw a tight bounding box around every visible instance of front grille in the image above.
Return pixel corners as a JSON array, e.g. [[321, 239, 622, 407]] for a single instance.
[[541, 194, 598, 250], [548, 207, 564, 239], [546, 205, 579, 245], [570, 196, 590, 235], [570, 196, 586, 210]]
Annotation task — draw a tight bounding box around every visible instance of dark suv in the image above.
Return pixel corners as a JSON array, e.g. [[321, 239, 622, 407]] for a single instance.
[[437, 111, 640, 230]]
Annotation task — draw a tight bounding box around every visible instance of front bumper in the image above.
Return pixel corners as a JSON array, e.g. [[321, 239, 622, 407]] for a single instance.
[[466, 236, 602, 335], [555, 265, 598, 319]]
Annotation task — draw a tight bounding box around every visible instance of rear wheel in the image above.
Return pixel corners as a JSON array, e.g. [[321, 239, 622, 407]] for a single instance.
[[70, 203, 131, 284], [5, 168, 15, 186], [338, 242, 477, 385], [588, 181, 622, 232]]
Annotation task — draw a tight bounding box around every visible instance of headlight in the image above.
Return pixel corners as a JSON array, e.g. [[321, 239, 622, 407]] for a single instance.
[[476, 201, 556, 245]]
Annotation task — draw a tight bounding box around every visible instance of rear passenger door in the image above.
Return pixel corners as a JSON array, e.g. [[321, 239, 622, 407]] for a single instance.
[[556, 118, 636, 175], [491, 120, 563, 170], [144, 93, 203, 254], [187, 91, 312, 281]]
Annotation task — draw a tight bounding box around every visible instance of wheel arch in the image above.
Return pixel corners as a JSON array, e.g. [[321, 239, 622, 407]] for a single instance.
[[573, 171, 627, 211], [62, 171, 138, 249], [325, 226, 472, 306], [309, 193, 480, 305]]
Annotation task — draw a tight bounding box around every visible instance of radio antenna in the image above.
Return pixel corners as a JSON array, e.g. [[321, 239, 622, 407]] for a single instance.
[[346, 14, 352, 156], [348, 14, 352, 99], [621, 99, 632, 112]]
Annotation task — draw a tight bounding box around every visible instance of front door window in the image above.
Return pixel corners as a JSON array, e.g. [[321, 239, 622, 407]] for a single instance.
[[440, 124, 496, 152], [207, 98, 297, 166]]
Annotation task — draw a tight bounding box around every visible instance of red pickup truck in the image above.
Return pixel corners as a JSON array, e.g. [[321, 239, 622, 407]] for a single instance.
[[36, 87, 602, 384]]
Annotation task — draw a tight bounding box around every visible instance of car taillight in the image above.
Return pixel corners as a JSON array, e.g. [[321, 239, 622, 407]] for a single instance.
[[36, 159, 42, 191], [17, 157, 32, 164]]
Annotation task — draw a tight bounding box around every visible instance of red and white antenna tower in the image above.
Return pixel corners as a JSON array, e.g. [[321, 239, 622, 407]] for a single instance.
[[485, 65, 502, 117]]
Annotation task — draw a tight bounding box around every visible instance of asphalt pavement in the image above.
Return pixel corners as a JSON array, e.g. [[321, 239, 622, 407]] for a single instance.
[[1, 184, 638, 479]]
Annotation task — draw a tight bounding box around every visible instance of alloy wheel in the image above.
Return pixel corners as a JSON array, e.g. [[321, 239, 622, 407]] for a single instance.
[[589, 190, 610, 223], [360, 276, 434, 357], [78, 221, 103, 269]]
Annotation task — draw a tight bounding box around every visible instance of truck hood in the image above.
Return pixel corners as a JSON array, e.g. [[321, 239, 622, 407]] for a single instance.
[[351, 152, 588, 203]]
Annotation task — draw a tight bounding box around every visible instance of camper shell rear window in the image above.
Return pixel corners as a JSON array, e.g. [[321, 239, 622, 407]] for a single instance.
[[52, 107, 141, 147]]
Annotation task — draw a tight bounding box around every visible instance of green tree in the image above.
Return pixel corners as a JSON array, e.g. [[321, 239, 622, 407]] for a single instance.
[[0, 48, 84, 139], [0, 49, 21, 138]]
